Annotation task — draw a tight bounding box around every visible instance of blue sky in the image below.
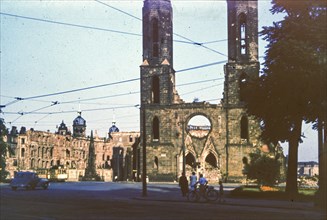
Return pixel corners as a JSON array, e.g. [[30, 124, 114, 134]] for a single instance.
[[0, 0, 318, 162]]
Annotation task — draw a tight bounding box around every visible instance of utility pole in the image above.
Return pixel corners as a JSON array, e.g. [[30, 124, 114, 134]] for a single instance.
[[182, 120, 185, 175], [142, 106, 147, 197]]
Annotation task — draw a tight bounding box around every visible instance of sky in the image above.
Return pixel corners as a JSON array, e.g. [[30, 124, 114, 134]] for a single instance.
[[0, 0, 318, 162]]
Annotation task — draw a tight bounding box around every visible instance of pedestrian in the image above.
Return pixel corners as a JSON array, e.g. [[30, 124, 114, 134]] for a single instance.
[[179, 172, 189, 197], [189, 171, 197, 191], [218, 180, 225, 203], [196, 174, 208, 196]]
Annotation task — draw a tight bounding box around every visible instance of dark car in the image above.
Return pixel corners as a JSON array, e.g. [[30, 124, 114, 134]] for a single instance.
[[10, 171, 50, 191]]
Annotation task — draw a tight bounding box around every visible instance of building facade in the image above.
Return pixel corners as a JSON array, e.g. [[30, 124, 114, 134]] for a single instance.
[[5, 117, 140, 182], [140, 0, 270, 182]]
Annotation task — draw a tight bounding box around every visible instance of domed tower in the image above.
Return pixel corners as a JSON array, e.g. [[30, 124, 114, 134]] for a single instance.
[[73, 111, 86, 138], [108, 121, 119, 139]]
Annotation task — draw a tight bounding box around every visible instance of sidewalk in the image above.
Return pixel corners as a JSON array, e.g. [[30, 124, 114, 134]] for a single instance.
[[133, 184, 320, 212]]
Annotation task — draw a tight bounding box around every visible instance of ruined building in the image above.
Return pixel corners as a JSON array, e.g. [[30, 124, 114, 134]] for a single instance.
[[140, 0, 271, 182], [5, 113, 140, 182], [4, 0, 285, 183]]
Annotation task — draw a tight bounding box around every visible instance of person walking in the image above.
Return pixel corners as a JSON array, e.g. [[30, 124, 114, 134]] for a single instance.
[[189, 171, 197, 191], [179, 172, 189, 197]]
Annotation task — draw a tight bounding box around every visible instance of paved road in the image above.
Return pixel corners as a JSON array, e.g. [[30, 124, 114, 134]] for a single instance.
[[0, 182, 325, 220]]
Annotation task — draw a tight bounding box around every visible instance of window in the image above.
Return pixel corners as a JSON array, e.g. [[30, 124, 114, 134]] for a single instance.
[[129, 135, 133, 142], [21, 138, 25, 144], [239, 13, 247, 55], [186, 153, 196, 168], [152, 76, 160, 104], [21, 148, 25, 157], [239, 72, 247, 102], [152, 18, 159, 57], [241, 116, 249, 140], [205, 153, 217, 168], [153, 116, 160, 141], [154, 156, 159, 170]]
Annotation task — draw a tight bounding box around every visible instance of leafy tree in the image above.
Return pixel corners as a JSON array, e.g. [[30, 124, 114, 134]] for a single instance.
[[0, 118, 10, 182], [242, 0, 326, 198], [243, 151, 281, 186]]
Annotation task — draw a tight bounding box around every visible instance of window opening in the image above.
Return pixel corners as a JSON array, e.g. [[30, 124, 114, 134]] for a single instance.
[[241, 116, 249, 140], [205, 153, 217, 168], [152, 76, 160, 104], [154, 156, 159, 170], [152, 18, 159, 57], [239, 14, 247, 55], [186, 153, 196, 169], [153, 117, 159, 141], [239, 72, 247, 102]]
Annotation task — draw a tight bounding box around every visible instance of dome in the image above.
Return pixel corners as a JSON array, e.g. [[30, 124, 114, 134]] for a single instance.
[[73, 115, 86, 126], [109, 123, 119, 134]]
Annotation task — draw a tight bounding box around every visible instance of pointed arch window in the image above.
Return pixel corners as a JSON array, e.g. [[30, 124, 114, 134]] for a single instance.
[[154, 156, 159, 170], [239, 13, 247, 55], [239, 72, 247, 102], [241, 115, 249, 140], [186, 153, 196, 169], [153, 116, 160, 141], [205, 152, 218, 168], [152, 76, 160, 104], [152, 18, 159, 57]]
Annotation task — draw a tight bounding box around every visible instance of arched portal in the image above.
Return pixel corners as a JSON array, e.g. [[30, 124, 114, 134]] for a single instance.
[[205, 152, 217, 168], [186, 153, 196, 169]]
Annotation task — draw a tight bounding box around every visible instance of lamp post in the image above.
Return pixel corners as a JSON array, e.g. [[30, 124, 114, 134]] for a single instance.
[[178, 116, 186, 175], [142, 105, 147, 197], [182, 120, 185, 175]]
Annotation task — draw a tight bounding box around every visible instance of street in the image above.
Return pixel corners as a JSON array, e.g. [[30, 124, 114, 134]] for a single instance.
[[0, 182, 325, 220]]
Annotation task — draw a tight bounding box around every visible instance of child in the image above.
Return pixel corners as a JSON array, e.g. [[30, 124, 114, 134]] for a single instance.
[[218, 180, 226, 203]]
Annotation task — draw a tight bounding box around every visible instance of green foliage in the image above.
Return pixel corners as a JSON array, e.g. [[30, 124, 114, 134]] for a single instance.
[[0, 118, 9, 182], [243, 152, 281, 187], [241, 0, 326, 195]]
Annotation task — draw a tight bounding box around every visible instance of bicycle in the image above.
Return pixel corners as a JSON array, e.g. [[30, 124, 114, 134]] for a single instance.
[[187, 183, 219, 202]]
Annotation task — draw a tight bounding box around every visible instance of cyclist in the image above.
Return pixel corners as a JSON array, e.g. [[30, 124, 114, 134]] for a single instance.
[[196, 174, 208, 196]]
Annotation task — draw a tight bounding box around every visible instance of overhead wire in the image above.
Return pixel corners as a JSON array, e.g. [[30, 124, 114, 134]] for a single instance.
[[181, 83, 223, 96], [1, 62, 225, 107], [94, 0, 228, 57], [1, 2, 229, 126], [0, 12, 141, 37]]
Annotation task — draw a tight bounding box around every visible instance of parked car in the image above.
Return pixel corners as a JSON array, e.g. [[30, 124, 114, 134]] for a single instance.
[[10, 171, 49, 191]]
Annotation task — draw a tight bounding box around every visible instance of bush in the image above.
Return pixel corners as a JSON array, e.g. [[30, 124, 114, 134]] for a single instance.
[[245, 153, 281, 186]]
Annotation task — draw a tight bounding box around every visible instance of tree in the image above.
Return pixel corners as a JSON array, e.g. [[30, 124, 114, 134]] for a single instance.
[[243, 151, 281, 187], [0, 118, 10, 182], [242, 0, 326, 199]]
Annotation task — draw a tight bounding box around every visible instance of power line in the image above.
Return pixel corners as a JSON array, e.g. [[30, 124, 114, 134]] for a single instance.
[[60, 91, 140, 104], [3, 104, 139, 116], [94, 0, 228, 57], [1, 60, 225, 107], [94, 0, 142, 21], [0, 12, 142, 37], [177, 77, 224, 87], [15, 78, 139, 100], [176, 60, 227, 73], [181, 83, 223, 96]]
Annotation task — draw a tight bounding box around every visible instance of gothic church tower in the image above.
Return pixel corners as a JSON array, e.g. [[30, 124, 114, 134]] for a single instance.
[[224, 0, 260, 178], [141, 0, 180, 106]]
